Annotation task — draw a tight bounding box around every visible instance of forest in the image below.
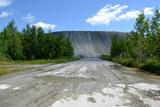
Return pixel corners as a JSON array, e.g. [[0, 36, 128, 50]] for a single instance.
[[102, 9, 160, 74], [0, 21, 74, 61]]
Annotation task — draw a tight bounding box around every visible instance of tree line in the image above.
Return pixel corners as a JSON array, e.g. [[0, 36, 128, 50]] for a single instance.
[[103, 9, 160, 74], [0, 21, 74, 61]]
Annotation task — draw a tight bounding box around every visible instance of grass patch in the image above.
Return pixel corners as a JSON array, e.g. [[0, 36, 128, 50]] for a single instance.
[[0, 66, 33, 76], [100, 55, 139, 68], [0, 57, 80, 76], [0, 57, 80, 65], [0, 67, 10, 75], [15, 57, 79, 64], [112, 57, 140, 68], [101, 55, 160, 75]]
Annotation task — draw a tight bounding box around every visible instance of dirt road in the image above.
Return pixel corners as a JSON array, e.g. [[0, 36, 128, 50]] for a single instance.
[[0, 58, 160, 107]]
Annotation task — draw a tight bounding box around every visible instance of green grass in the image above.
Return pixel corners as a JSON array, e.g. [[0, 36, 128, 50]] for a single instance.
[[0, 57, 80, 76], [112, 57, 140, 68], [0, 57, 80, 65], [101, 55, 160, 75], [0, 67, 9, 75], [0, 66, 33, 76]]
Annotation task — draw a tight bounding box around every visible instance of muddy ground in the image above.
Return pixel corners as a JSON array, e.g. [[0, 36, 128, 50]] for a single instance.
[[0, 58, 160, 107]]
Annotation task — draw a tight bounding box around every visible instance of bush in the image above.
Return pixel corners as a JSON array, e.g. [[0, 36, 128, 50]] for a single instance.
[[141, 59, 160, 74], [100, 55, 112, 60], [112, 57, 139, 67]]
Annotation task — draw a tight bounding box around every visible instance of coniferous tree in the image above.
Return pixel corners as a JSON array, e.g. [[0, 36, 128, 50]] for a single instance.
[[0, 32, 9, 60], [0, 20, 74, 61], [132, 12, 149, 62], [150, 9, 160, 36], [2, 20, 23, 60]]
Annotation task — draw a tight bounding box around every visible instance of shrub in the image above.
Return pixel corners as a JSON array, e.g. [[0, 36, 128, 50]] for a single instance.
[[112, 57, 139, 67], [141, 59, 160, 74], [100, 55, 112, 60]]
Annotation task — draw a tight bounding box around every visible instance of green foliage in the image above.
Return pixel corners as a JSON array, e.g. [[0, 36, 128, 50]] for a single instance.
[[104, 9, 160, 74], [1, 20, 23, 60], [0, 32, 8, 60], [22, 25, 40, 59], [141, 59, 160, 74], [112, 57, 139, 68], [150, 9, 160, 36], [111, 36, 128, 58], [0, 57, 79, 65], [100, 55, 112, 60], [0, 20, 74, 61]]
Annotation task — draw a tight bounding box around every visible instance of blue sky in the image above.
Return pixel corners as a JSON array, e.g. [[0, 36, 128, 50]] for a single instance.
[[0, 0, 160, 32]]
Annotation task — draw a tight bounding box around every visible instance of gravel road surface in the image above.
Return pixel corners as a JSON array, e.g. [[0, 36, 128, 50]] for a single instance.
[[0, 58, 160, 107]]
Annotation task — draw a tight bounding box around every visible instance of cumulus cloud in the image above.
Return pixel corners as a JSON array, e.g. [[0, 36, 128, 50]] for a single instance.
[[86, 4, 154, 25], [143, 7, 154, 15], [86, 4, 128, 25], [0, 0, 12, 8], [116, 10, 140, 20], [0, 11, 11, 18], [32, 22, 56, 30], [117, 7, 154, 20], [22, 14, 35, 23]]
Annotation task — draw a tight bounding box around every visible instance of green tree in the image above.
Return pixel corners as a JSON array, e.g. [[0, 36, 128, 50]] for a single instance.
[[150, 9, 160, 36], [61, 37, 74, 57], [0, 32, 9, 60], [2, 20, 23, 60], [149, 9, 160, 58], [36, 27, 47, 59], [22, 25, 38, 59], [132, 12, 149, 62], [45, 32, 57, 59], [0, 21, 74, 61], [110, 35, 129, 58]]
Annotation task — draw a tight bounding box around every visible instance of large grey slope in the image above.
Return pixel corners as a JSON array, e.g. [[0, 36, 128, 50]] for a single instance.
[[53, 31, 127, 57]]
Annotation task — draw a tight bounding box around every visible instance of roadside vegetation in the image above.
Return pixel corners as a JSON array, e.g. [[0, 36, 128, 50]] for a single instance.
[[0, 57, 79, 65], [0, 57, 79, 76], [101, 9, 160, 75], [0, 20, 78, 75], [0, 21, 74, 61], [0, 66, 34, 76]]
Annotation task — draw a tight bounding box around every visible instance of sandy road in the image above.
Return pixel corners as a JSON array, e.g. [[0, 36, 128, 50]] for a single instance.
[[0, 58, 160, 107]]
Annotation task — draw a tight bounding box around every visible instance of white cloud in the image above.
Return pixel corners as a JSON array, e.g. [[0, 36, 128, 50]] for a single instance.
[[116, 10, 140, 20], [86, 4, 154, 25], [0, 11, 11, 18], [143, 7, 154, 15], [22, 14, 35, 23], [86, 4, 128, 25], [32, 22, 56, 30], [117, 7, 154, 21], [0, 0, 12, 8]]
